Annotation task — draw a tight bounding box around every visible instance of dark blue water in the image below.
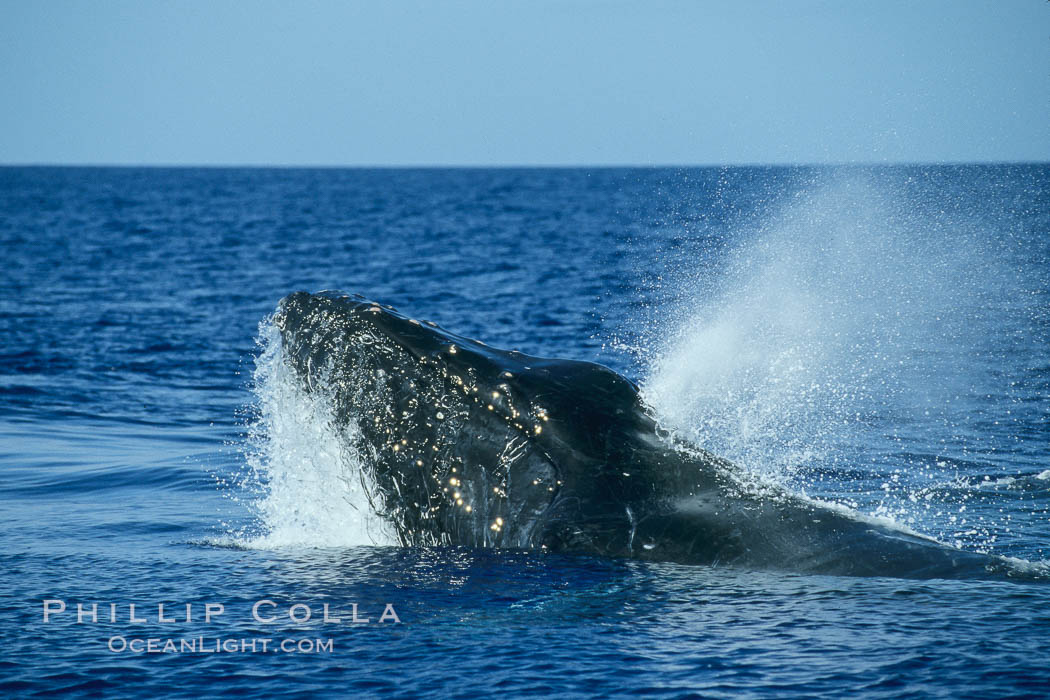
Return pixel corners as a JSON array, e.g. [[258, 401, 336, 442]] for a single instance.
[[1, 166, 1048, 697]]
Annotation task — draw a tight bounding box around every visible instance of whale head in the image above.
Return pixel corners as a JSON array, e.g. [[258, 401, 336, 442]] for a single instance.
[[273, 290, 675, 552]]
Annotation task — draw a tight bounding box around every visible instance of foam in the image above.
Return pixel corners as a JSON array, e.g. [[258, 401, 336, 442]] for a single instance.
[[231, 321, 397, 549]]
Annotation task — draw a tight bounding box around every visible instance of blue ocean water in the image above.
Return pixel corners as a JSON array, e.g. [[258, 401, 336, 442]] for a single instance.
[[1, 165, 1048, 697]]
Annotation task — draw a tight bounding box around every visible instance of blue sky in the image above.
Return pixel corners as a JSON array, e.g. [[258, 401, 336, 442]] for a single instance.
[[1, 0, 1046, 166]]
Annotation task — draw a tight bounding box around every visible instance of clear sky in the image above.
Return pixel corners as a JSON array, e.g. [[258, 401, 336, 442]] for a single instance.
[[1, 0, 1046, 166]]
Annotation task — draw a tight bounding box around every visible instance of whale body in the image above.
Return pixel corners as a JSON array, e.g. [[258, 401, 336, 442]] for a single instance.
[[273, 291, 1015, 579]]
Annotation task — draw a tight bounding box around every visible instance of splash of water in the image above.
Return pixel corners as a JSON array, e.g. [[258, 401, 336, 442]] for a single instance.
[[228, 321, 397, 549], [638, 172, 1030, 548]]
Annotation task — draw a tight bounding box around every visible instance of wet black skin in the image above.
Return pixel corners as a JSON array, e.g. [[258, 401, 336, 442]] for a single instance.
[[273, 291, 1014, 579]]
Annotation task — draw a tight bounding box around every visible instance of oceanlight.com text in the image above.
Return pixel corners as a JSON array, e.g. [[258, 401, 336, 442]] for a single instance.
[[107, 636, 335, 654]]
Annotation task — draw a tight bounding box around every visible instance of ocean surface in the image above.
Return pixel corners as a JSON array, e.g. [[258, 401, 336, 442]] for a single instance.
[[1, 165, 1048, 697]]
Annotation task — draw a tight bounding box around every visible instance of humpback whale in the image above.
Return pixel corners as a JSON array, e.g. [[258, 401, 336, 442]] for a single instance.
[[273, 291, 1016, 579]]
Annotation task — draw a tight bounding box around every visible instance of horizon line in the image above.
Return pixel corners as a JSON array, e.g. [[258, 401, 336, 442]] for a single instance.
[[1, 159, 1048, 170]]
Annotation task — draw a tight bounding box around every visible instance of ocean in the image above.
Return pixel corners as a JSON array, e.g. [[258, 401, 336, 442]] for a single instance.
[[1, 165, 1047, 697]]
